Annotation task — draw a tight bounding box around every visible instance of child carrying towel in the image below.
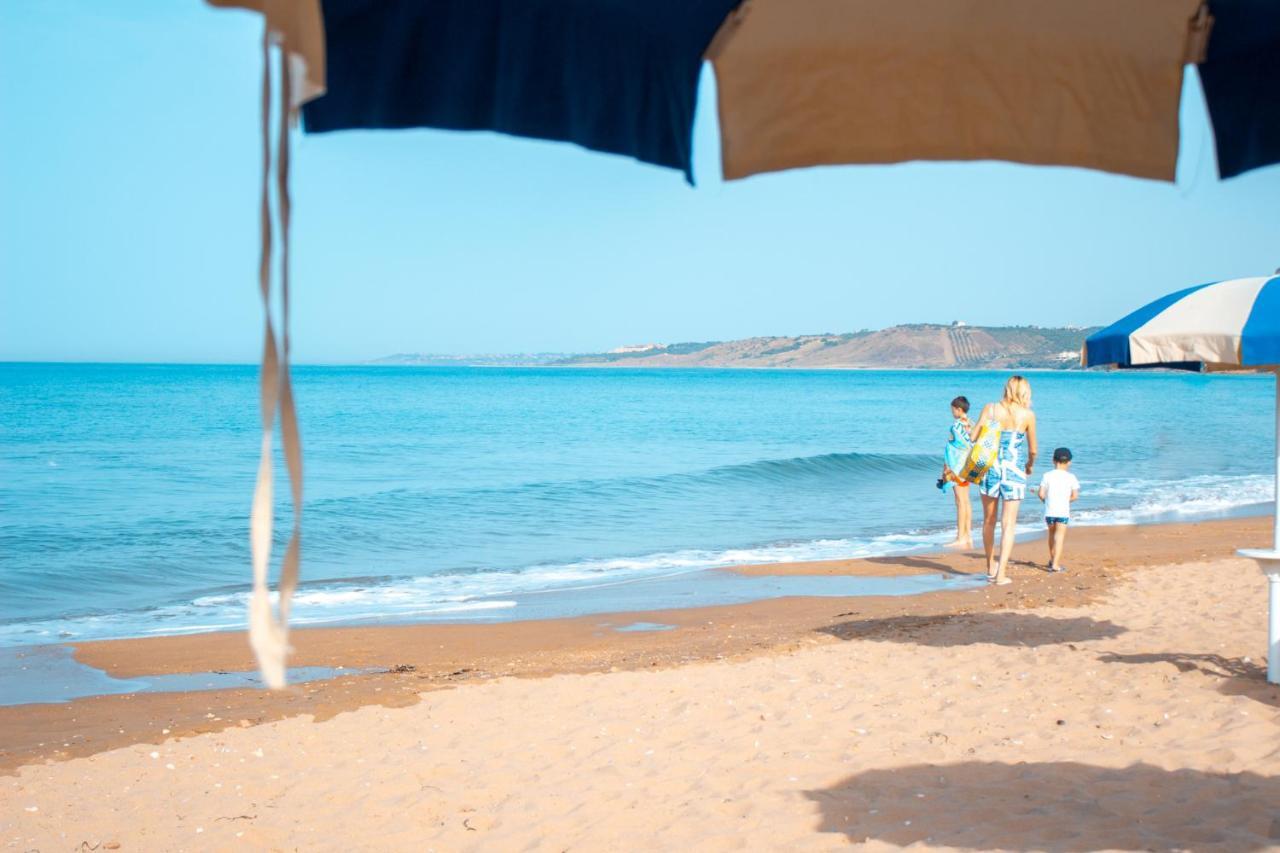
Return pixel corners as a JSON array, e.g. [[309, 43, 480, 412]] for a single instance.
[[940, 396, 973, 549]]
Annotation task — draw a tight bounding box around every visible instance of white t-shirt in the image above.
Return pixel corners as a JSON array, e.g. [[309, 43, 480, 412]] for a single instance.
[[1040, 469, 1080, 518]]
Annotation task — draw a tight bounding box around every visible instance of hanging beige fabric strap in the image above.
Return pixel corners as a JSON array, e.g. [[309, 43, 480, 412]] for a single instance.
[[206, 0, 324, 688], [207, 0, 322, 686], [248, 29, 304, 690], [275, 58, 304, 637]]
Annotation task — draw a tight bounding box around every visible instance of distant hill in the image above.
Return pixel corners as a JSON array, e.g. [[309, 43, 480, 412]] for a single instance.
[[554, 324, 1098, 370]]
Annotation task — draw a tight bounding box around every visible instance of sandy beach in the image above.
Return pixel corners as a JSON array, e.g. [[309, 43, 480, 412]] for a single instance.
[[9, 0, 1280, 846], [3, 515, 1279, 849]]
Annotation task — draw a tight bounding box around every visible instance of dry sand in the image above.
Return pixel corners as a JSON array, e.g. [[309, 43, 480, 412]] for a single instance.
[[4, 519, 1280, 850]]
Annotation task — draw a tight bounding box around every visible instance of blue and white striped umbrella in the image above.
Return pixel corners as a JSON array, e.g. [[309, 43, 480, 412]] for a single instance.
[[1085, 274, 1280, 684], [1083, 275, 1280, 371]]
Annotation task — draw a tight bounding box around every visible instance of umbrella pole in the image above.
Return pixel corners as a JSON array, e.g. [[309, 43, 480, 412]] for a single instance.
[[1273, 368, 1280, 554], [1240, 369, 1280, 683], [1271, 370, 1280, 683]]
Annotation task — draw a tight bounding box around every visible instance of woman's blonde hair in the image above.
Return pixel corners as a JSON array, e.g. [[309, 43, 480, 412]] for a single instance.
[[1002, 375, 1031, 408]]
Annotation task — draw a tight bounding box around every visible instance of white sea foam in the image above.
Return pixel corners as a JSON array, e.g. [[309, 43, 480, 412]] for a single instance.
[[1072, 473, 1272, 526], [0, 472, 1270, 647]]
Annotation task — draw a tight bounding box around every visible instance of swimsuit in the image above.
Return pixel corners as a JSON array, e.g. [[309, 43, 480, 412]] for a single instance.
[[979, 425, 1027, 501]]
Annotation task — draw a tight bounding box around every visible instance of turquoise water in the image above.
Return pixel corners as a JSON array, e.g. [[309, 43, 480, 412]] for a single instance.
[[0, 364, 1272, 645], [0, 644, 366, 706]]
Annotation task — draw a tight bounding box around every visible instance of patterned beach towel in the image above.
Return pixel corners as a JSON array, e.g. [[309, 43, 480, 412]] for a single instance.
[[941, 417, 971, 491]]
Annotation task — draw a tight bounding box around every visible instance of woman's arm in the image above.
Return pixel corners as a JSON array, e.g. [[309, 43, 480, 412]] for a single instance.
[[968, 404, 992, 442], [1024, 411, 1038, 475]]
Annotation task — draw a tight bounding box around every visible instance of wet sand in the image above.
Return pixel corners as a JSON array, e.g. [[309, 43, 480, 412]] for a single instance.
[[0, 515, 1269, 778]]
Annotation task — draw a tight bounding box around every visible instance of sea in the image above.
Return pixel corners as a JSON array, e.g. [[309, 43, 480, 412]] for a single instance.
[[1, 364, 1273, 648]]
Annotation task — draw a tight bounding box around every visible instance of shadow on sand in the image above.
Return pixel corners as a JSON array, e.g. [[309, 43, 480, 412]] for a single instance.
[[862, 554, 1045, 577], [1098, 651, 1280, 709], [863, 555, 977, 576], [807, 761, 1280, 850], [816, 612, 1127, 647]]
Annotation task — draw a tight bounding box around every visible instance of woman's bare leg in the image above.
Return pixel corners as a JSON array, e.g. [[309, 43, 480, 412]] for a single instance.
[[994, 499, 1021, 582], [980, 494, 999, 576], [947, 485, 973, 548]]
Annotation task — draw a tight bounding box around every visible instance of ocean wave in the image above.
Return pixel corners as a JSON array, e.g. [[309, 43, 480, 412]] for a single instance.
[[1073, 473, 1272, 526], [303, 450, 940, 521], [699, 451, 939, 483], [0, 471, 1270, 648], [0, 532, 954, 646]]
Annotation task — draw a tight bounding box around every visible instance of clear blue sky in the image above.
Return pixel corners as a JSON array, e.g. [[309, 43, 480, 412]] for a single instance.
[[3, 1, 1278, 363]]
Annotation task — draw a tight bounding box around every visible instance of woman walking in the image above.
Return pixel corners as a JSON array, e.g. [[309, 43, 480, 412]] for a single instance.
[[971, 376, 1038, 584]]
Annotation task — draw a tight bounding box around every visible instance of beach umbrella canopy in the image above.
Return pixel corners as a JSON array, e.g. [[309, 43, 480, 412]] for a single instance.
[[231, 0, 1280, 184], [209, 0, 1280, 687], [1083, 274, 1280, 684]]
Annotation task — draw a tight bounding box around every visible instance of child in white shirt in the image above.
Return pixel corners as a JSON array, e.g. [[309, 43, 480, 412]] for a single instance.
[[1037, 447, 1080, 573]]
